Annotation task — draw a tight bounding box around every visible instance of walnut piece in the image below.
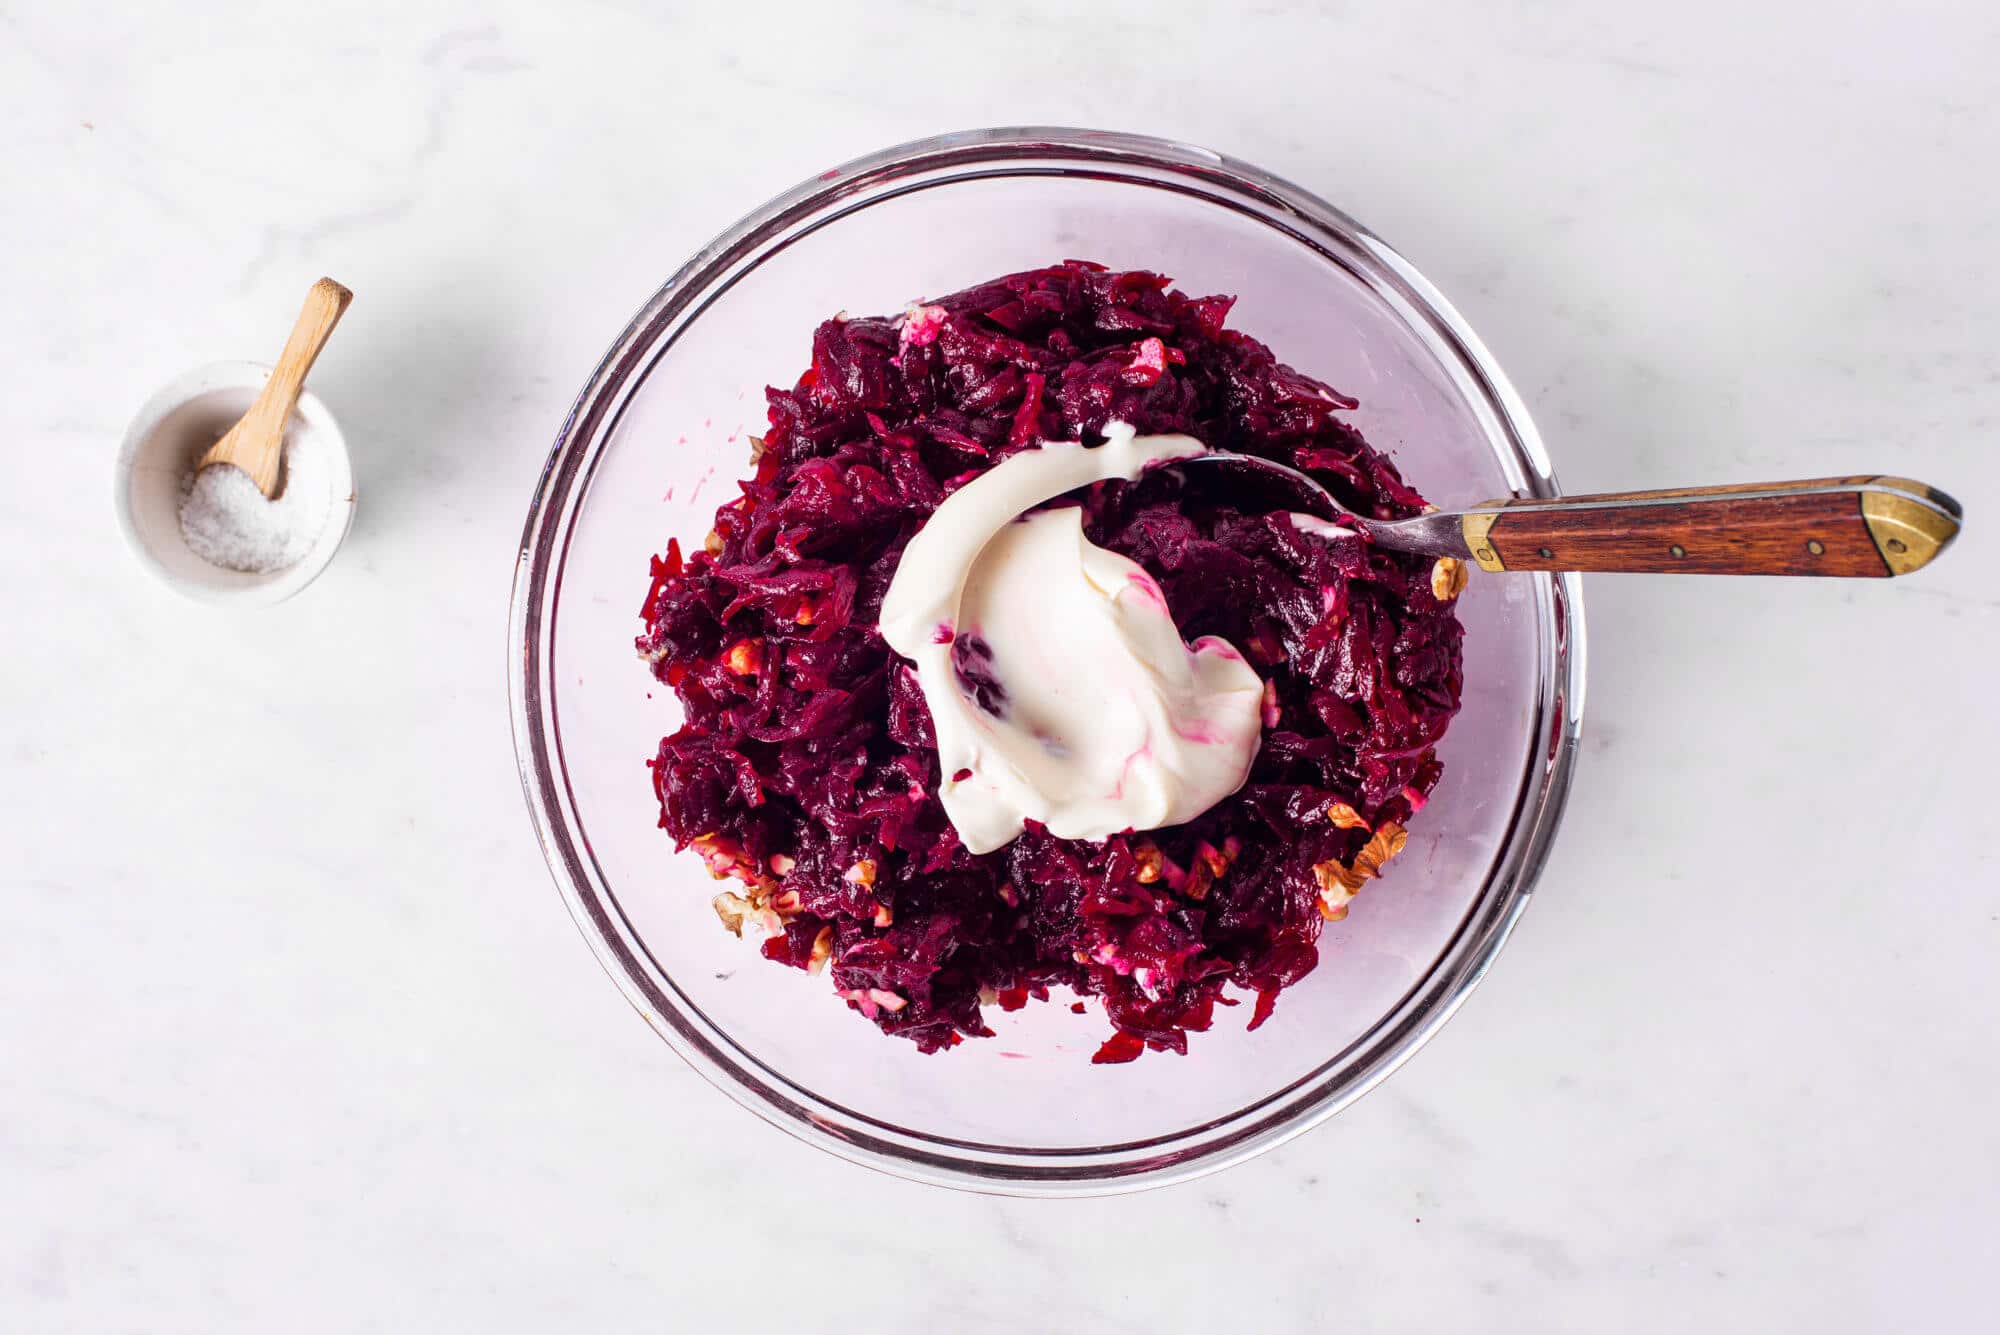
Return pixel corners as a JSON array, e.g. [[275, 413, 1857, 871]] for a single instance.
[[1311, 820, 1410, 921], [1431, 556, 1469, 601], [836, 986, 908, 1018], [711, 891, 780, 938], [1183, 860, 1214, 901], [691, 833, 759, 884], [1325, 801, 1371, 831], [1131, 841, 1165, 884], [1357, 822, 1410, 875], [711, 890, 755, 935]]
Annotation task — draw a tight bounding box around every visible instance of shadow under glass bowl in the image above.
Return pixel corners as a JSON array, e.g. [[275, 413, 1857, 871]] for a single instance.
[[510, 127, 1586, 1196]]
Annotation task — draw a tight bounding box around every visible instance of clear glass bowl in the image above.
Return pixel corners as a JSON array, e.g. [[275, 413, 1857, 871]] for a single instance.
[[509, 128, 1585, 1195]]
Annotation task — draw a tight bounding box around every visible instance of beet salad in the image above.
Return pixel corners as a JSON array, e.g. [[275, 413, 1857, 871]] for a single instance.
[[636, 262, 1465, 1062]]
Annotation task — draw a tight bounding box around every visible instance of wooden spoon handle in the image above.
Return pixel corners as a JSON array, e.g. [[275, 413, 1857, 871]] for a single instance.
[[246, 277, 352, 440], [1457, 476, 1961, 577]]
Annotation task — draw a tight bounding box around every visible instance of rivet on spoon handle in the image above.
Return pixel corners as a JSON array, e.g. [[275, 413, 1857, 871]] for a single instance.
[[197, 278, 353, 499]]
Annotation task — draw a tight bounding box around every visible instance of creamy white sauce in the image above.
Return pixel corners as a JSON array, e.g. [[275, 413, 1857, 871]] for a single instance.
[[879, 423, 1264, 854]]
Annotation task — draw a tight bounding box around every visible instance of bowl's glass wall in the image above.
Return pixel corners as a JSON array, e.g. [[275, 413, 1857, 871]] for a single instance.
[[519, 132, 1579, 1190]]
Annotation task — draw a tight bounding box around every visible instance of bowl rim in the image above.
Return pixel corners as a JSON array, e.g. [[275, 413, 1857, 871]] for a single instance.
[[509, 126, 1587, 1195]]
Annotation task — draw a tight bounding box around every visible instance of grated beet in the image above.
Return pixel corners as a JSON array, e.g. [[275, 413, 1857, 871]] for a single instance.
[[637, 262, 1463, 1059]]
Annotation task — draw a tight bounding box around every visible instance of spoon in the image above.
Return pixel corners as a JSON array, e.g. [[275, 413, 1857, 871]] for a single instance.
[[196, 278, 352, 498], [1168, 455, 1962, 577]]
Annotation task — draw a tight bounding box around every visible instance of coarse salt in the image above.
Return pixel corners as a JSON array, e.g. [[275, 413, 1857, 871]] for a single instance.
[[177, 432, 331, 574]]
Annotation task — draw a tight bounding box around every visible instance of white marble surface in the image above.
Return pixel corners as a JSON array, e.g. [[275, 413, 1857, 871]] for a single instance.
[[5, 2, 1997, 1329]]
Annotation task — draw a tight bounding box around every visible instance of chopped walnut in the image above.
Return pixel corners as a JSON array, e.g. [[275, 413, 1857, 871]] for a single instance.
[[1183, 859, 1214, 901], [1128, 336, 1169, 381], [711, 891, 781, 938], [767, 853, 796, 876], [836, 986, 908, 1019], [1431, 556, 1469, 601], [1132, 841, 1165, 884], [746, 434, 766, 465], [1325, 801, 1371, 831], [843, 858, 878, 888], [1313, 857, 1369, 897], [1311, 820, 1409, 920], [711, 890, 755, 935], [1357, 822, 1410, 876], [807, 925, 834, 975], [1246, 627, 1289, 666], [1312, 871, 1358, 922], [898, 303, 948, 351], [769, 887, 803, 916], [691, 833, 748, 881], [722, 640, 763, 676], [703, 529, 724, 556], [873, 902, 893, 928], [1182, 839, 1233, 902], [693, 833, 786, 926]]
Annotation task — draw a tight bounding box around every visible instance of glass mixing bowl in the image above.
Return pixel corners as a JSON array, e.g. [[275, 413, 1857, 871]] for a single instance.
[[510, 128, 1585, 1195]]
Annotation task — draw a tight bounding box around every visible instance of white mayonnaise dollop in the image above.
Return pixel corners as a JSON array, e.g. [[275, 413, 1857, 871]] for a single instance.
[[879, 423, 1264, 854]]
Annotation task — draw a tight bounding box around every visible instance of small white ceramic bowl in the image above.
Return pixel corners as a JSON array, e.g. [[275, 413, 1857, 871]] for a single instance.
[[114, 361, 356, 604]]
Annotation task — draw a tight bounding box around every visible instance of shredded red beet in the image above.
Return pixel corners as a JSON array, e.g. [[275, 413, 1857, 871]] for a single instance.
[[637, 262, 1462, 1058]]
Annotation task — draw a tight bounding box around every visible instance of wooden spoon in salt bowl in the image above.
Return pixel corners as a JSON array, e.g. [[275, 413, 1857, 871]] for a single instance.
[[197, 278, 353, 497]]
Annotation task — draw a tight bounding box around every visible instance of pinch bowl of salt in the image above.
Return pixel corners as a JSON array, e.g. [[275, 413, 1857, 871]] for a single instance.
[[115, 361, 355, 604]]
